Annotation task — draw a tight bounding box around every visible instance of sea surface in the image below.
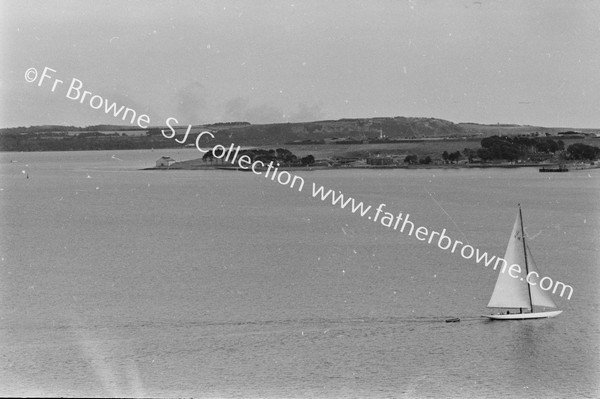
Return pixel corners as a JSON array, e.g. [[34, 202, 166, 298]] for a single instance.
[[1, 149, 598, 398]]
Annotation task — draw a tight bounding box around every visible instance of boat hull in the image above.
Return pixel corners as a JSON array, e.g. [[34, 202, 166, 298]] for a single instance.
[[481, 310, 562, 320]]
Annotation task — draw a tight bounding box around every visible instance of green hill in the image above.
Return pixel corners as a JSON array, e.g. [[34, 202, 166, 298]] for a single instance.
[[1, 117, 597, 151]]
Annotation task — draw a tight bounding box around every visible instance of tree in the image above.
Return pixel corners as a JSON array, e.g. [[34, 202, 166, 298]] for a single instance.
[[447, 151, 461, 163], [404, 154, 418, 164], [531, 137, 559, 153], [276, 148, 297, 164], [146, 128, 162, 136], [479, 136, 521, 161], [442, 151, 449, 163], [566, 143, 600, 160], [463, 148, 475, 163], [301, 154, 315, 165], [419, 156, 432, 164], [202, 150, 214, 164]]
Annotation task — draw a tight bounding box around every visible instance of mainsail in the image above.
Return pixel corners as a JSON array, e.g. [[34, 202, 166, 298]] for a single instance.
[[487, 210, 557, 309]]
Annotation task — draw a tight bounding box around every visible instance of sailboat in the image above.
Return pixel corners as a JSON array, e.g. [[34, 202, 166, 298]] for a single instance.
[[482, 205, 562, 320]]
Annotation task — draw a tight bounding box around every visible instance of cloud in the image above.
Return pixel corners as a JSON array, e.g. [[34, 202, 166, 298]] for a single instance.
[[222, 97, 283, 124], [222, 97, 324, 124], [244, 104, 284, 124], [176, 81, 206, 124], [289, 102, 325, 123], [223, 97, 250, 121]]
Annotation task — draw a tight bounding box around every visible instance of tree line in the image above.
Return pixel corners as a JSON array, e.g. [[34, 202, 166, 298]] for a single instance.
[[400, 136, 600, 165], [441, 136, 598, 163], [202, 147, 315, 166], [0, 132, 176, 151]]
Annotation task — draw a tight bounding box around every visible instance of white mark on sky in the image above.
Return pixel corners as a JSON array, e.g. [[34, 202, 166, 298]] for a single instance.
[[524, 227, 542, 240]]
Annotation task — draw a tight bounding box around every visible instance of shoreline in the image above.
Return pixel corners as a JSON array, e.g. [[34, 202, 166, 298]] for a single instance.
[[143, 162, 600, 172]]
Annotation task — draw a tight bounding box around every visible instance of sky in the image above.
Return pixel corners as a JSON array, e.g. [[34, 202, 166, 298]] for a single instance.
[[1, 0, 599, 129]]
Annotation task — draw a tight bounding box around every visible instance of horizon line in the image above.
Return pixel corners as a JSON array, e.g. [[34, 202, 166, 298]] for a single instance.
[[1, 115, 599, 131]]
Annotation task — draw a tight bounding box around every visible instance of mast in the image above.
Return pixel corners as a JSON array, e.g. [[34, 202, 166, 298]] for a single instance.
[[518, 204, 534, 313]]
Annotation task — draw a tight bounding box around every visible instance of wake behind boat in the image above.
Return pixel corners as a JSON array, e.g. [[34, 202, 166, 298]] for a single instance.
[[482, 205, 562, 321]]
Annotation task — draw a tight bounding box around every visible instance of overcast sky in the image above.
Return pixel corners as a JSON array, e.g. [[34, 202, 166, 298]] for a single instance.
[[1, 0, 599, 129]]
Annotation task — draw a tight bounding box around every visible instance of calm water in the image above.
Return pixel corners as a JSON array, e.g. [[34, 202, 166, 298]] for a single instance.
[[1, 150, 598, 398]]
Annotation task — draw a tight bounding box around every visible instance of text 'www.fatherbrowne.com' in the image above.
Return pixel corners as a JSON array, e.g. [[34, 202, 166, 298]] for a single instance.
[[309, 183, 573, 300]]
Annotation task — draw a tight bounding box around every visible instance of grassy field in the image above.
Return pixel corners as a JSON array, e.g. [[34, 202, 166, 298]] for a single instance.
[[275, 137, 598, 161], [276, 139, 477, 160]]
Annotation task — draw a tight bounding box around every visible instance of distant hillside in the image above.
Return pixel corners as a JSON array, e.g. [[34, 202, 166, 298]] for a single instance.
[[1, 117, 597, 151], [458, 123, 599, 137], [197, 117, 468, 147], [197, 117, 599, 147], [0, 124, 141, 134]]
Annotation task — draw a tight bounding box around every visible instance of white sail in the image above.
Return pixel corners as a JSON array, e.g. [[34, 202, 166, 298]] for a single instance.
[[526, 244, 558, 308], [487, 211, 532, 309]]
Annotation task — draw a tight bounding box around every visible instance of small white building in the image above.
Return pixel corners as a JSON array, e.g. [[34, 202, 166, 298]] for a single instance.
[[156, 156, 176, 167]]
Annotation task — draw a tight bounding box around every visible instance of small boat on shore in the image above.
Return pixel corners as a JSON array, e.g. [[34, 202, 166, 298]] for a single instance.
[[539, 165, 568, 172], [216, 166, 252, 172], [482, 205, 562, 320]]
